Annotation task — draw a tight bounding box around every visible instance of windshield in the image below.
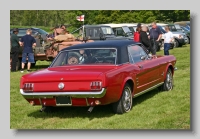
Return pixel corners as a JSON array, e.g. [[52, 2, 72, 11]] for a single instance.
[[128, 27, 135, 33], [36, 29, 49, 35], [169, 25, 177, 31], [122, 26, 133, 36], [122, 26, 132, 33], [181, 26, 189, 32], [101, 27, 114, 35], [174, 24, 181, 29], [51, 48, 117, 67]]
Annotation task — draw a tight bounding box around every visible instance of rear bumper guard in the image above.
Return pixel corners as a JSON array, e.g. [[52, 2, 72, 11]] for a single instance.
[[20, 88, 107, 99]]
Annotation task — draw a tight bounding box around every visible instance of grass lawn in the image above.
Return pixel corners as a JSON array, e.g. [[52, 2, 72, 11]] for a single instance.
[[10, 44, 190, 129]]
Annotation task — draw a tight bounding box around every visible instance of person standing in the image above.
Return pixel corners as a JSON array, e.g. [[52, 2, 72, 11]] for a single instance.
[[163, 26, 173, 55], [140, 25, 151, 53], [20, 29, 36, 73], [134, 23, 142, 42], [149, 22, 162, 55], [10, 28, 21, 72]]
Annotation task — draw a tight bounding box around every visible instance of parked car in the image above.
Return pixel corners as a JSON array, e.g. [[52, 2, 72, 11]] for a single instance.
[[174, 21, 190, 30], [174, 24, 190, 44], [156, 23, 187, 47], [20, 40, 177, 114], [10, 27, 49, 40], [99, 24, 134, 39], [71, 25, 130, 41]]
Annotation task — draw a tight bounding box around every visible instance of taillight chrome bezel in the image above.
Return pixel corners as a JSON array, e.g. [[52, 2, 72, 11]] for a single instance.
[[23, 83, 34, 92], [90, 81, 102, 90]]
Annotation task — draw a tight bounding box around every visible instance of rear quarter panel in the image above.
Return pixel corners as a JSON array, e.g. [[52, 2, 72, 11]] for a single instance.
[[102, 64, 137, 103]]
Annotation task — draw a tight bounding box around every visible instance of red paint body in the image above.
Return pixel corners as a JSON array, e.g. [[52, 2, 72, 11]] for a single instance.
[[20, 54, 176, 108]]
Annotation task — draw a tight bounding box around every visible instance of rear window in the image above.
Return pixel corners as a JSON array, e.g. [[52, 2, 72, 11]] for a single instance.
[[51, 48, 118, 67]]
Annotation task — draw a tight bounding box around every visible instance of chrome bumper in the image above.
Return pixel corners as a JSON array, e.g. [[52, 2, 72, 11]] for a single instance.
[[20, 88, 107, 99]]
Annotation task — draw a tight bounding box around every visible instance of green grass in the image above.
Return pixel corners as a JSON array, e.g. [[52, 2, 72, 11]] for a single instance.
[[10, 45, 190, 129]]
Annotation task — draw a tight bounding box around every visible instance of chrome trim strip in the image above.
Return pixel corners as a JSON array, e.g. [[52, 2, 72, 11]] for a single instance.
[[20, 88, 107, 99], [134, 82, 164, 98]]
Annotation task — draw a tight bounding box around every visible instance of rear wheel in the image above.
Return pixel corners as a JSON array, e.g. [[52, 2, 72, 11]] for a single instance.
[[159, 68, 174, 91], [112, 83, 133, 114]]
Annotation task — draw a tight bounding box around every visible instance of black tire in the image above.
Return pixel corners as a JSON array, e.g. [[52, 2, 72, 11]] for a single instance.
[[112, 83, 133, 114], [174, 39, 179, 48], [159, 68, 174, 91], [170, 43, 174, 49], [187, 36, 190, 44]]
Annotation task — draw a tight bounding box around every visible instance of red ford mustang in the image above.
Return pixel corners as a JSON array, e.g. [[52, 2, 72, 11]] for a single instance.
[[20, 40, 176, 114]]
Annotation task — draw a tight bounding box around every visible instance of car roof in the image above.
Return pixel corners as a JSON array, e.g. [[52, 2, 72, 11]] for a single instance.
[[99, 24, 130, 28], [156, 23, 168, 26], [84, 25, 112, 28], [61, 40, 141, 51]]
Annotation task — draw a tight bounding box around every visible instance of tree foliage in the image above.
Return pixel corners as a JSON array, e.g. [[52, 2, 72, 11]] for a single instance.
[[10, 10, 190, 30]]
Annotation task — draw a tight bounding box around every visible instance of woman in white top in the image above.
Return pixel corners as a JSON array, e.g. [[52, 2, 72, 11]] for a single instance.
[[164, 26, 173, 55]]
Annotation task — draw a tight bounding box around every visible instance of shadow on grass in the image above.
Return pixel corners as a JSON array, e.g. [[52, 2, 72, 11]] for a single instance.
[[132, 88, 160, 107], [27, 88, 161, 120], [27, 105, 115, 120]]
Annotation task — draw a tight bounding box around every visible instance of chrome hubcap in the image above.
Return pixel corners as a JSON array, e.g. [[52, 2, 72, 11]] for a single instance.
[[123, 87, 132, 112], [166, 71, 173, 90]]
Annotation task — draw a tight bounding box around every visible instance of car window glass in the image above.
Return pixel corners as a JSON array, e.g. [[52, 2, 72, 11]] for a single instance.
[[37, 29, 48, 35], [17, 30, 27, 36], [101, 27, 114, 34], [113, 27, 124, 36], [91, 28, 100, 37], [127, 45, 148, 63], [170, 25, 177, 31], [51, 48, 117, 67]]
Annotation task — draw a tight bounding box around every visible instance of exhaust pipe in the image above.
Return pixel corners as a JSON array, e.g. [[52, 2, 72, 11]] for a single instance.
[[39, 106, 46, 112], [87, 106, 94, 113]]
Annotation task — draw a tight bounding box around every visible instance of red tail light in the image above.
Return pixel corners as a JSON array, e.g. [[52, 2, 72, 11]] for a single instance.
[[90, 81, 102, 90], [23, 83, 34, 92]]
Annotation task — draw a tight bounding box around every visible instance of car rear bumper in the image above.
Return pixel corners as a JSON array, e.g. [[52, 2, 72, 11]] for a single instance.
[[20, 88, 107, 99]]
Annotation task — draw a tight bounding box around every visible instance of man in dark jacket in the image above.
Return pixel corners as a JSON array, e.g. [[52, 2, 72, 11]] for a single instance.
[[149, 22, 162, 55], [140, 25, 151, 53], [10, 28, 20, 72]]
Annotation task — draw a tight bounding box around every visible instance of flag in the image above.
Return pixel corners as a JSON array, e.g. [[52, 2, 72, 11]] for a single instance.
[[76, 15, 84, 21]]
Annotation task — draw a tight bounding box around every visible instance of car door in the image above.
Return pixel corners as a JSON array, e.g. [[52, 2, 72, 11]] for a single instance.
[[127, 45, 160, 93]]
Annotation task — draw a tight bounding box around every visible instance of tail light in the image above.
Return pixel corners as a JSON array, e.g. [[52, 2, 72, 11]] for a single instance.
[[90, 81, 102, 90], [23, 83, 34, 92]]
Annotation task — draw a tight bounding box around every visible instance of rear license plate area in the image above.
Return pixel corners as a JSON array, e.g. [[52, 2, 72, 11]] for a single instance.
[[55, 96, 72, 106]]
